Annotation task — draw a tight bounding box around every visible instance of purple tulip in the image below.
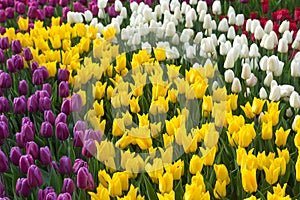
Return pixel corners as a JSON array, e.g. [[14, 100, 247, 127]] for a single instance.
[[51, 161, 59, 172], [91, 4, 99, 16], [16, 178, 30, 197], [0, 0, 7, 8], [59, 156, 72, 175], [48, 0, 57, 6], [56, 122, 69, 141], [0, 180, 4, 197], [27, 165, 43, 187], [77, 167, 94, 190], [0, 10, 5, 23], [74, 121, 86, 132], [19, 154, 34, 174], [73, 130, 84, 147], [45, 192, 57, 200], [205, 0, 213, 6], [10, 146, 22, 166], [61, 99, 71, 115], [16, 132, 26, 148], [32, 68, 46, 85], [40, 146, 52, 165], [44, 110, 55, 125], [26, 141, 39, 160], [44, 6, 54, 18], [59, 81, 70, 98], [62, 7, 70, 19], [4, 7, 13, 19], [59, 0, 68, 6], [108, 4, 119, 17], [84, 129, 101, 142], [13, 96, 27, 114], [62, 178, 74, 195], [55, 113, 67, 126], [18, 80, 28, 95], [15, 2, 26, 14], [0, 115, 7, 124], [82, 139, 96, 158], [73, 159, 88, 173], [31, 61, 38, 73], [42, 84, 52, 97], [0, 49, 5, 63], [38, 187, 55, 200], [0, 150, 8, 172], [27, 94, 38, 112], [12, 40, 22, 54], [24, 47, 33, 61], [0, 37, 9, 50], [6, 0, 13, 7], [37, 9, 45, 21], [0, 72, 12, 88], [38, 97, 51, 112], [21, 122, 35, 142], [71, 94, 82, 112], [57, 193, 72, 200], [22, 117, 31, 125], [40, 121, 53, 138], [73, 2, 85, 12], [28, 6, 37, 19], [0, 121, 8, 139], [36, 90, 50, 99], [58, 69, 69, 82], [12, 54, 24, 71], [0, 97, 9, 113]]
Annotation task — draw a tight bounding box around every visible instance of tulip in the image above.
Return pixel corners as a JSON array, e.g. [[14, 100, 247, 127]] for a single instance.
[[12, 40, 22, 54], [44, 110, 55, 125], [21, 122, 35, 142], [16, 178, 30, 197], [31, 61, 39, 73], [58, 69, 70, 82], [77, 167, 94, 190], [40, 146, 52, 165], [0, 150, 8, 172], [57, 193, 72, 200], [291, 58, 300, 77], [5, 7, 14, 19], [62, 7, 70, 19], [61, 99, 72, 115], [290, 91, 300, 108], [0, 11, 5, 23], [13, 54, 24, 71], [241, 63, 251, 80], [55, 113, 67, 126], [16, 2, 26, 15], [214, 180, 227, 198], [231, 78, 242, 93], [38, 187, 56, 200], [38, 97, 51, 112], [27, 6, 37, 19], [19, 154, 34, 174], [44, 6, 54, 18], [275, 127, 290, 147], [27, 165, 43, 187], [82, 139, 97, 158], [13, 96, 27, 114], [0, 37, 9, 50], [73, 130, 84, 147], [43, 84, 52, 97], [27, 94, 38, 112], [0, 49, 5, 63], [23, 47, 33, 61], [212, 0, 221, 15], [73, 159, 88, 173], [26, 141, 39, 160], [59, 156, 72, 175], [0, 97, 9, 113], [56, 122, 69, 141], [16, 132, 26, 148], [62, 178, 74, 195], [0, 121, 8, 140], [32, 67, 48, 85], [10, 146, 22, 166], [0, 72, 12, 88], [269, 85, 281, 101], [18, 80, 28, 95], [59, 81, 70, 98]]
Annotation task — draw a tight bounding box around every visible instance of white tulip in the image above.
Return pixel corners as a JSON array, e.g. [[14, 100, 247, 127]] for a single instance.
[[228, 12, 236, 25], [264, 20, 273, 34], [220, 42, 229, 56], [84, 10, 93, 22], [194, 32, 203, 44], [185, 14, 194, 28], [227, 26, 236, 40], [218, 18, 229, 32], [231, 78, 242, 93], [264, 72, 273, 87], [143, 8, 153, 21], [203, 14, 212, 29], [292, 115, 300, 131], [250, 19, 260, 34], [115, 0, 122, 12], [280, 85, 294, 97], [98, 0, 108, 9], [254, 25, 265, 40], [259, 87, 268, 99], [249, 43, 260, 58], [286, 108, 293, 118], [264, 35, 275, 50], [292, 39, 300, 50], [180, 29, 193, 43], [278, 38, 289, 53], [132, 32, 141, 46], [218, 34, 226, 44], [283, 30, 293, 44], [274, 61, 284, 77], [269, 85, 281, 101], [267, 56, 279, 72], [259, 56, 268, 71], [172, 34, 180, 45], [154, 5, 162, 19], [224, 69, 234, 83], [174, 8, 182, 21], [244, 87, 251, 98], [279, 20, 290, 34], [190, 0, 197, 5], [224, 55, 235, 69], [197, 1, 207, 13], [246, 19, 252, 32], [211, 20, 217, 30], [181, 2, 187, 13], [241, 63, 251, 80], [201, 37, 215, 53], [245, 73, 258, 87], [186, 45, 196, 59], [212, 0, 221, 15], [166, 46, 180, 59], [130, 1, 138, 11], [211, 34, 218, 47], [192, 63, 200, 69], [161, 1, 169, 13], [291, 58, 300, 77], [260, 34, 267, 48], [270, 31, 278, 46], [225, 41, 232, 51], [227, 6, 235, 15], [170, 0, 180, 11], [236, 14, 244, 26], [165, 21, 176, 37], [199, 10, 206, 22], [240, 44, 249, 58]]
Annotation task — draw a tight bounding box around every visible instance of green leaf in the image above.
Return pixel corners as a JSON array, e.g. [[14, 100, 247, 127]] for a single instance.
[[174, 180, 184, 200], [143, 174, 158, 200]]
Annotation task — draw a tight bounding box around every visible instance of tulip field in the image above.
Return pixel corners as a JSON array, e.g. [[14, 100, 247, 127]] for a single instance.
[[2, 0, 300, 199]]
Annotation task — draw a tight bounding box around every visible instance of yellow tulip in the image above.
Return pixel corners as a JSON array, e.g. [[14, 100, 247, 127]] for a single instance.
[[138, 113, 149, 127], [159, 172, 173, 194], [227, 94, 238, 111], [252, 97, 265, 115], [106, 85, 114, 100], [296, 155, 300, 182], [165, 160, 184, 180], [275, 127, 290, 147], [89, 184, 110, 200], [227, 115, 245, 134], [241, 102, 255, 119], [263, 163, 281, 185], [145, 158, 164, 184], [130, 97, 140, 113], [241, 168, 257, 193], [115, 53, 126, 74], [157, 190, 175, 200], [153, 47, 166, 61], [109, 174, 123, 197], [18, 17, 28, 31], [101, 27, 116, 41], [277, 148, 290, 164], [262, 121, 273, 140], [214, 164, 230, 185], [94, 100, 104, 117], [202, 95, 212, 117], [50, 35, 61, 49], [200, 146, 217, 166], [273, 183, 287, 197], [112, 118, 125, 136], [213, 180, 227, 199], [189, 155, 203, 175]]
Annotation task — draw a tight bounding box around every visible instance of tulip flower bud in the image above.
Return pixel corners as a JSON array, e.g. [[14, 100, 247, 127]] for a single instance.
[[286, 108, 293, 118], [56, 122, 69, 141], [5, 7, 14, 19], [0, 72, 12, 88], [73, 159, 88, 173], [59, 156, 72, 175], [212, 1, 221, 15], [224, 69, 234, 83], [274, 61, 284, 77], [264, 35, 275, 50], [82, 139, 96, 158], [12, 40, 22, 54], [283, 30, 293, 44], [203, 14, 212, 29], [0, 49, 5, 63], [264, 72, 273, 87], [44, 6, 55, 18], [38, 97, 51, 112], [59, 81, 70, 98], [62, 178, 74, 195], [40, 146, 52, 165], [16, 132, 26, 148], [10, 146, 22, 166], [0, 97, 9, 113], [27, 165, 43, 187], [58, 69, 70, 82], [264, 20, 273, 34], [77, 167, 94, 190], [291, 58, 300, 77], [0, 11, 6, 23], [71, 94, 82, 112], [249, 43, 260, 58], [254, 26, 264, 40], [13, 96, 27, 114], [18, 80, 28, 95], [0, 150, 8, 172], [38, 187, 55, 200], [228, 12, 236, 25], [290, 91, 300, 108], [44, 110, 55, 125], [16, 2, 26, 15], [32, 68, 46, 85], [16, 178, 30, 197], [218, 18, 229, 32], [269, 85, 281, 101], [0, 37, 9, 50], [61, 99, 72, 115], [55, 113, 67, 126], [27, 94, 38, 113], [40, 121, 53, 138], [278, 38, 288, 53], [26, 141, 39, 160], [279, 20, 289, 34], [42, 84, 52, 97], [224, 55, 234, 69], [57, 193, 72, 200], [241, 63, 251, 80], [259, 87, 268, 99], [236, 14, 244, 26], [231, 78, 242, 93], [245, 73, 258, 87], [31, 61, 39, 73], [73, 130, 84, 147], [19, 154, 34, 174], [0, 121, 8, 140]]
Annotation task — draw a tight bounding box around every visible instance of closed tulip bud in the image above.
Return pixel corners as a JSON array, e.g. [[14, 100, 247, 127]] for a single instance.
[[224, 55, 234, 69], [82, 139, 96, 158], [10, 146, 22, 166], [27, 6, 37, 19], [73, 159, 88, 173], [231, 78, 241, 93], [0, 72, 12, 88], [30, 61, 38, 73], [278, 38, 288, 53], [224, 69, 235, 83], [38, 97, 51, 112], [44, 110, 55, 125], [16, 178, 30, 197], [77, 167, 94, 190], [165, 22, 176, 37], [13, 96, 26, 114], [290, 91, 300, 108], [59, 81, 70, 98], [73, 131, 84, 147], [27, 165, 43, 187], [26, 141, 39, 160], [0, 49, 5, 63], [0, 120, 8, 141], [38, 187, 55, 200], [45, 192, 57, 200], [0, 11, 5, 23], [279, 20, 289, 34], [13, 54, 24, 71], [0, 150, 8, 172], [269, 85, 281, 101], [56, 122, 69, 141], [236, 14, 244, 26], [259, 87, 267, 99], [0, 97, 9, 113], [58, 69, 70, 82], [212, 0, 221, 15], [245, 73, 258, 87], [16, 2, 26, 14], [59, 156, 72, 175], [19, 154, 34, 174], [39, 146, 52, 165], [42, 84, 52, 97], [12, 40, 22, 54], [218, 18, 229, 32], [254, 26, 264, 40], [40, 121, 53, 138], [264, 72, 273, 87], [264, 20, 273, 33], [228, 12, 236, 25], [57, 193, 72, 200], [264, 35, 275, 50], [71, 94, 82, 112], [32, 69, 45, 85], [61, 99, 72, 115], [62, 178, 74, 195], [44, 6, 54, 18], [55, 113, 67, 126], [18, 80, 28, 95], [203, 14, 212, 29], [16, 132, 25, 148], [5, 7, 14, 19], [283, 30, 293, 44], [274, 61, 284, 77], [249, 43, 260, 57], [27, 94, 38, 112], [0, 37, 9, 50], [241, 63, 251, 80], [291, 58, 300, 77]]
